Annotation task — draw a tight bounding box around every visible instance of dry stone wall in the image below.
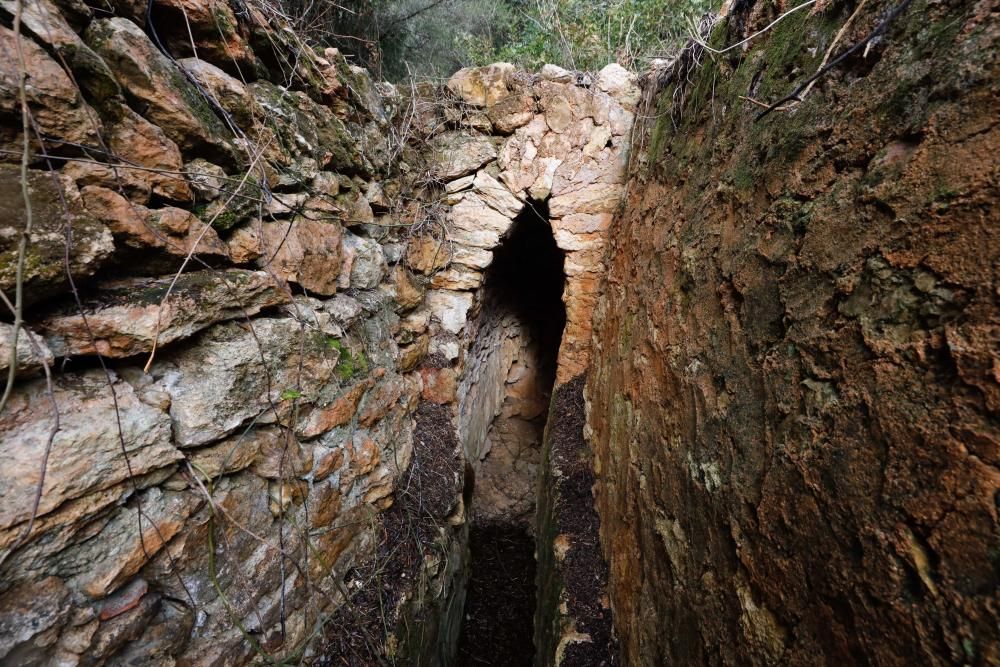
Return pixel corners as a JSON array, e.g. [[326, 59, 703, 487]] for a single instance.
[[0, 0, 636, 661]]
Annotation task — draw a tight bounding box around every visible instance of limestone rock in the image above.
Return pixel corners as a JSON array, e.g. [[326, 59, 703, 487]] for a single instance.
[[398, 334, 429, 372], [339, 232, 386, 290], [488, 92, 536, 134], [85, 18, 234, 160], [447, 63, 516, 107], [429, 132, 497, 181], [72, 487, 199, 599], [430, 266, 483, 290], [179, 57, 257, 127], [595, 63, 641, 109], [183, 158, 228, 202], [0, 323, 53, 377], [473, 171, 523, 218], [426, 290, 473, 334], [391, 264, 425, 311], [251, 427, 313, 478], [225, 221, 263, 264], [0, 370, 179, 530], [445, 174, 475, 194], [420, 367, 457, 404], [0, 0, 118, 101], [154, 317, 341, 446], [406, 234, 451, 274], [186, 428, 266, 479], [250, 81, 364, 173], [543, 94, 574, 133], [297, 379, 371, 438], [80, 186, 229, 262], [257, 218, 343, 296], [540, 64, 573, 83], [446, 192, 515, 248], [63, 105, 192, 204], [0, 25, 102, 157], [41, 270, 288, 357], [0, 576, 70, 661], [151, 0, 255, 74], [324, 293, 363, 329], [548, 182, 624, 217], [0, 168, 113, 306]]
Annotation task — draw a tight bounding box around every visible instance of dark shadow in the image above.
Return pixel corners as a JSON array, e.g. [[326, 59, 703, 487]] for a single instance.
[[480, 198, 566, 398], [456, 199, 566, 666], [456, 526, 537, 666]]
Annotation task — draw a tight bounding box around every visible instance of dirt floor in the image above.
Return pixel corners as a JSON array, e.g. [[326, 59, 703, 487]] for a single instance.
[[455, 525, 537, 666]]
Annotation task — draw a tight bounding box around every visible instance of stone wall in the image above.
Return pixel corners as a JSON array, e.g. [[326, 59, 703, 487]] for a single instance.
[[0, 0, 636, 660], [587, 0, 999, 664]]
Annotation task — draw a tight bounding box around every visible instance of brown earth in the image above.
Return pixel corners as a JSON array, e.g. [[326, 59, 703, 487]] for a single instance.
[[587, 0, 999, 664]]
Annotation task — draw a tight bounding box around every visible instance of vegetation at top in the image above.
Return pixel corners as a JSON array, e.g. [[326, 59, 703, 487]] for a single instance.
[[282, 0, 718, 81]]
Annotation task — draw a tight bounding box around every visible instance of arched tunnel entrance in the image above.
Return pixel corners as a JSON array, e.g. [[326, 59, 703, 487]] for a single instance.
[[456, 199, 566, 665]]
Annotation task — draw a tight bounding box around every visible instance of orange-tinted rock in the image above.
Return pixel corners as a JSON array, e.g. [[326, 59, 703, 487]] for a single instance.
[[405, 234, 451, 274], [258, 218, 343, 296], [587, 4, 1000, 664], [40, 270, 288, 358], [297, 380, 372, 438], [419, 367, 457, 404], [84, 18, 234, 160], [0, 25, 101, 157], [151, 0, 255, 74]]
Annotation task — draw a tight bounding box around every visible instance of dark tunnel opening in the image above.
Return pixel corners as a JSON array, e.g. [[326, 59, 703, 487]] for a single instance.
[[456, 199, 566, 666], [480, 198, 566, 400]]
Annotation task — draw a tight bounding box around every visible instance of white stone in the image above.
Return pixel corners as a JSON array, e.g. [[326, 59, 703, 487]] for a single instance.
[[473, 171, 523, 218], [539, 64, 573, 83], [451, 245, 494, 269], [445, 174, 475, 193], [446, 193, 515, 248], [529, 157, 562, 201], [426, 290, 474, 334], [596, 63, 641, 109], [339, 232, 387, 290], [549, 182, 624, 217]]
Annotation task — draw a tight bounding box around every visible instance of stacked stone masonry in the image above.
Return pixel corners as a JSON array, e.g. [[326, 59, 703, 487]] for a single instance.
[[0, 0, 637, 662]]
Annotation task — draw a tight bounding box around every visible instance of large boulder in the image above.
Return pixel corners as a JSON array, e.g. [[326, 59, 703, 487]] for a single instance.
[[85, 17, 235, 160], [152, 316, 343, 446], [0, 167, 114, 307], [40, 269, 289, 357], [0, 369, 179, 531], [0, 25, 102, 158]]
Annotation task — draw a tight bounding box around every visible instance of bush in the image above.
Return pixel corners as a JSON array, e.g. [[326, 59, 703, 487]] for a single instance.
[[287, 0, 718, 81]]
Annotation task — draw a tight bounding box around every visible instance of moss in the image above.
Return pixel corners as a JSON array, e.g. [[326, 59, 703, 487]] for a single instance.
[[210, 208, 240, 231], [327, 337, 369, 381]]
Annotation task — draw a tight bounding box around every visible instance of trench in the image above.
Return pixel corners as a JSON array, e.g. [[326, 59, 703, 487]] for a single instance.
[[455, 199, 566, 665]]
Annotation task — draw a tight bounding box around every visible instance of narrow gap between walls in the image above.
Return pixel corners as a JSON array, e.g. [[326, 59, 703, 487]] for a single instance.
[[456, 199, 566, 666]]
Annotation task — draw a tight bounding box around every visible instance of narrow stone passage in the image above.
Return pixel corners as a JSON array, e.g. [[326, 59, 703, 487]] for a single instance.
[[456, 200, 566, 665]]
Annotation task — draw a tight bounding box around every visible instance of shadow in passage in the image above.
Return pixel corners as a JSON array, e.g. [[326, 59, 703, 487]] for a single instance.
[[456, 198, 566, 666]]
